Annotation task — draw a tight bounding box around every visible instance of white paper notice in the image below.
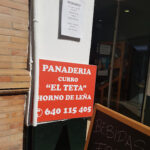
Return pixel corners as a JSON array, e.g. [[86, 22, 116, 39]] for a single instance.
[[100, 45, 111, 55], [61, 0, 83, 39]]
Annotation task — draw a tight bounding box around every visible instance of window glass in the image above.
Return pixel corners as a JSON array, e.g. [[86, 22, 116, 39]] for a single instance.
[[90, 0, 150, 124]]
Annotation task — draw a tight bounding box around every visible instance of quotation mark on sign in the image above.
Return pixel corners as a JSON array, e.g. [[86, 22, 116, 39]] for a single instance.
[[37, 108, 43, 117], [46, 84, 50, 88], [83, 85, 87, 88]]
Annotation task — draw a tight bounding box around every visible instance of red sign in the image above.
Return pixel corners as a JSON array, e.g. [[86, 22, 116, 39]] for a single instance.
[[38, 59, 97, 123]]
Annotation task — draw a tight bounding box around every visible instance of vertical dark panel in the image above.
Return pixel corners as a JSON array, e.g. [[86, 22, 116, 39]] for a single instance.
[[32, 122, 63, 150], [144, 96, 150, 126], [24, 119, 87, 150], [67, 119, 87, 150]]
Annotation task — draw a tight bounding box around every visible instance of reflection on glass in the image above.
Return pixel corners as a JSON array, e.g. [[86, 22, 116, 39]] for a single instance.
[[90, 0, 116, 104], [115, 0, 150, 122], [90, 0, 150, 123]]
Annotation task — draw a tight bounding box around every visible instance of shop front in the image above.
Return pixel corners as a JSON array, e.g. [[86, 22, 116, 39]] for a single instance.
[[26, 0, 150, 149], [0, 0, 149, 150]]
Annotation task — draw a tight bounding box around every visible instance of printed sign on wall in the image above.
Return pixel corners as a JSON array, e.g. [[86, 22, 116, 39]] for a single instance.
[[61, 0, 83, 39], [37, 59, 97, 123]]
